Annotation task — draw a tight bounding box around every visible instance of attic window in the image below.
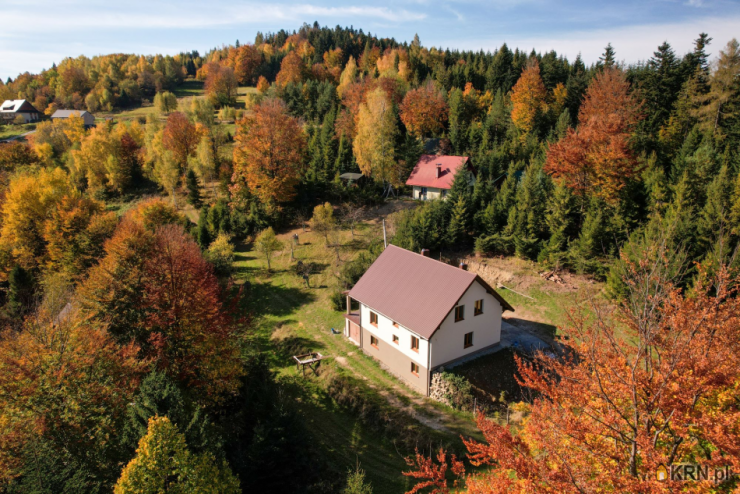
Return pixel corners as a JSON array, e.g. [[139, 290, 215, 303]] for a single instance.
[[455, 305, 465, 322], [474, 299, 483, 316]]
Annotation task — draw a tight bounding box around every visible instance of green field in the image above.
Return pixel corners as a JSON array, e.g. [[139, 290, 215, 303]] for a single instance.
[[0, 122, 36, 141]]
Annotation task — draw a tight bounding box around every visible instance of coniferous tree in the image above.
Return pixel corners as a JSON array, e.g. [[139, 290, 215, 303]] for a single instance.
[[447, 195, 469, 247], [597, 43, 616, 69], [5, 265, 34, 319], [197, 206, 212, 248], [186, 169, 203, 207]]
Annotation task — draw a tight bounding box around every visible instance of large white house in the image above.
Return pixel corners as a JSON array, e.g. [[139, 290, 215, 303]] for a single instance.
[[344, 245, 514, 395], [0, 100, 41, 123]]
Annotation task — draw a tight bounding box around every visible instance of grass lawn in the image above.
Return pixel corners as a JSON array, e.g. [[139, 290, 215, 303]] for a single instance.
[[232, 214, 484, 493], [0, 122, 36, 141], [172, 79, 204, 98], [96, 79, 206, 122]]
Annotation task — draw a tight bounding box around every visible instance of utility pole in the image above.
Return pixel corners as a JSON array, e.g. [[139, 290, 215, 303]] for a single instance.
[[382, 219, 387, 249]]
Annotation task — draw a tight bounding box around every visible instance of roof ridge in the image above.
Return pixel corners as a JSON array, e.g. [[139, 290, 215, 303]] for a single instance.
[[387, 244, 475, 276]]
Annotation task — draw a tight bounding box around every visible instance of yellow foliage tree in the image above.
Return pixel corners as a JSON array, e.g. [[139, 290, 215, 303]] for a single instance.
[[0, 167, 73, 270], [353, 87, 397, 184], [510, 59, 547, 137], [309, 202, 336, 244], [114, 416, 240, 494], [337, 56, 358, 99]]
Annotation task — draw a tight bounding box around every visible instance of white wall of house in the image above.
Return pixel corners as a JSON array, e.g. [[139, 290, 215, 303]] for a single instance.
[[1, 112, 37, 123], [430, 280, 503, 368], [412, 186, 448, 200], [359, 303, 429, 366]]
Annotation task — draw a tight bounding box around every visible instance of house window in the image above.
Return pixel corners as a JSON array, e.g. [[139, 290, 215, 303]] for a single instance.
[[441, 189, 447, 198], [455, 305, 465, 322], [420, 187, 428, 198], [411, 336, 419, 353], [474, 299, 483, 316], [393, 321, 399, 328], [392, 335, 399, 345], [370, 335, 379, 349], [464, 332, 474, 348], [370, 311, 378, 327], [411, 362, 419, 376]]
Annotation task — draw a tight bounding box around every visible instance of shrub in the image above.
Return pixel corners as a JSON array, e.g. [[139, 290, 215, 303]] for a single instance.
[[205, 233, 235, 275]]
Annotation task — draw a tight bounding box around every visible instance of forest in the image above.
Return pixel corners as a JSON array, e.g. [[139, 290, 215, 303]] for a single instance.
[[0, 21, 739, 493]]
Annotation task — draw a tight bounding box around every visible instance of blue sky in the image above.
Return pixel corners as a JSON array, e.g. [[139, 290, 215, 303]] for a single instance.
[[1, 0, 739, 80]]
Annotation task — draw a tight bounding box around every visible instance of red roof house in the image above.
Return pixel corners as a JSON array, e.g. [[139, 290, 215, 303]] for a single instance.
[[406, 155, 473, 200]]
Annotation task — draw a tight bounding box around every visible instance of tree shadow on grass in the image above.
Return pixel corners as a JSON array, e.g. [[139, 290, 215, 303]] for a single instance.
[[241, 279, 317, 318]]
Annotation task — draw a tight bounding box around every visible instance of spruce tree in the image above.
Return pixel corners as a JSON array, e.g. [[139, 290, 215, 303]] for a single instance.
[[6, 265, 33, 319], [185, 169, 203, 208], [598, 43, 616, 69], [697, 164, 733, 246], [197, 206, 212, 249], [447, 195, 469, 247], [545, 182, 575, 254]]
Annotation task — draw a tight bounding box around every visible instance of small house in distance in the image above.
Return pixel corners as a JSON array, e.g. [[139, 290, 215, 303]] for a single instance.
[[51, 109, 96, 127], [344, 245, 514, 395], [406, 155, 474, 200], [0, 100, 41, 123]]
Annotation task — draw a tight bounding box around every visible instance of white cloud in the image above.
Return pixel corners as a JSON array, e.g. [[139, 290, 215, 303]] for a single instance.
[[0, 2, 424, 32], [444, 15, 740, 64]]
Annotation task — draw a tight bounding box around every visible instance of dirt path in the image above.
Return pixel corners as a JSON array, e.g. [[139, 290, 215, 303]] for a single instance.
[[334, 352, 453, 433]]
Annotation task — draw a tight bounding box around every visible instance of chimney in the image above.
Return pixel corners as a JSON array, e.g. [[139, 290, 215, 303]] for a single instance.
[[436, 163, 442, 178], [459, 262, 468, 271], [421, 249, 430, 257]]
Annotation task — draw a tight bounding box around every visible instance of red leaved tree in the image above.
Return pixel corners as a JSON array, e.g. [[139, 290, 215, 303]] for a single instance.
[[142, 224, 243, 399], [545, 68, 642, 203], [78, 204, 243, 402], [405, 253, 740, 493]]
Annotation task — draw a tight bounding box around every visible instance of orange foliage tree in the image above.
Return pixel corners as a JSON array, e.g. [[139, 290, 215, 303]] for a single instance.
[[162, 112, 200, 167], [231, 98, 306, 207], [256, 75, 270, 93], [275, 50, 307, 87], [400, 82, 448, 137], [545, 68, 642, 203], [225, 44, 263, 85], [510, 59, 547, 137], [204, 62, 238, 107], [405, 257, 740, 493], [0, 307, 145, 483]]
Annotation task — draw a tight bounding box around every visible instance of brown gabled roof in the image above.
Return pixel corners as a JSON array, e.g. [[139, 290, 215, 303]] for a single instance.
[[348, 245, 513, 339]]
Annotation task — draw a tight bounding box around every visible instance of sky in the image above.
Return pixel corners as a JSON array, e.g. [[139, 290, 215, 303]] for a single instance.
[[1, 0, 739, 80]]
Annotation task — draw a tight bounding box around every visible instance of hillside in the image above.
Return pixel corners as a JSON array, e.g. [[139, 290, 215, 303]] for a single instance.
[[0, 22, 739, 493]]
